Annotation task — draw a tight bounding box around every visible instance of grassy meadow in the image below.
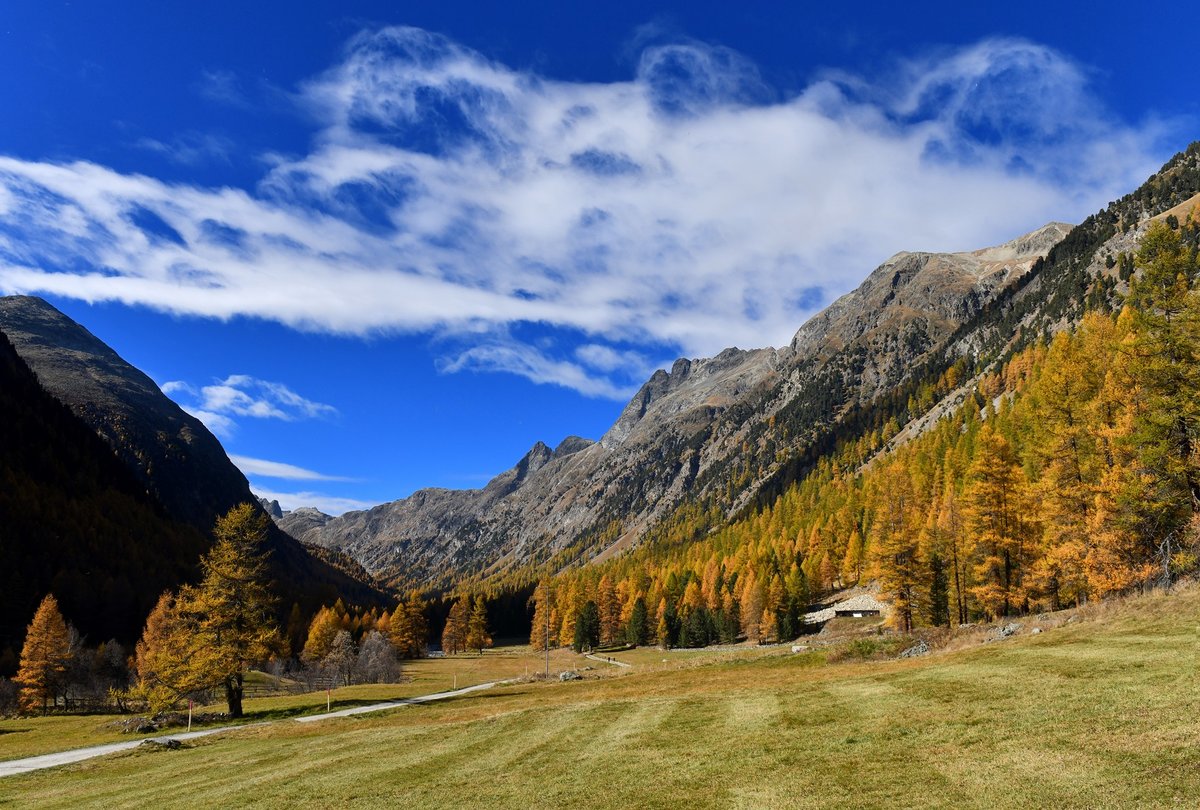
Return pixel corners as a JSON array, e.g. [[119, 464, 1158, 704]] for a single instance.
[[3, 585, 1200, 808], [0, 645, 581, 762]]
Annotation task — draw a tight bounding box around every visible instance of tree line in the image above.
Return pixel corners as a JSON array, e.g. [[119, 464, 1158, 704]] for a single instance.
[[5, 503, 497, 717]]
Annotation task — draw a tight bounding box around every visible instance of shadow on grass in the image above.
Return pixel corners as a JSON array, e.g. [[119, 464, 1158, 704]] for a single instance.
[[0, 728, 30, 735]]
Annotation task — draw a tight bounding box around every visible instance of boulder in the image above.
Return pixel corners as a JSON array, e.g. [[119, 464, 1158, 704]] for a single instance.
[[559, 671, 581, 682], [898, 640, 930, 658], [986, 622, 1023, 642]]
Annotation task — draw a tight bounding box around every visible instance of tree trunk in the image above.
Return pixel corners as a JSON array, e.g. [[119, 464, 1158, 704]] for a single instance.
[[225, 672, 244, 718]]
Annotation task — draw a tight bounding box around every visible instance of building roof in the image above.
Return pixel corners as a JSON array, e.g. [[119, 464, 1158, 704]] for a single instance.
[[804, 593, 890, 624], [833, 594, 888, 613]]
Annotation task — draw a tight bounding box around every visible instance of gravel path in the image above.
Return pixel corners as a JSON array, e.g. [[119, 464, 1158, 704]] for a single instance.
[[0, 680, 511, 778]]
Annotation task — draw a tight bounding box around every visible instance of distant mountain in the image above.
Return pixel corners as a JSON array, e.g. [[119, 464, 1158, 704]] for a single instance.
[[285, 219, 1081, 589], [0, 296, 386, 622]]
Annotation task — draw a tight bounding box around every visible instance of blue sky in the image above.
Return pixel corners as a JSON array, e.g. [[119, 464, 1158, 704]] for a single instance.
[[0, 1, 1194, 513]]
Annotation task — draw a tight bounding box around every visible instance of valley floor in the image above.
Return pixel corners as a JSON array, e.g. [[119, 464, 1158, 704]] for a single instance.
[[3, 585, 1200, 808]]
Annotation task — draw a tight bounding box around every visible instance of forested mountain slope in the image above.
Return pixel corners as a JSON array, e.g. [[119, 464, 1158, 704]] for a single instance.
[[0, 297, 386, 634], [0, 329, 207, 670], [522, 153, 1200, 650]]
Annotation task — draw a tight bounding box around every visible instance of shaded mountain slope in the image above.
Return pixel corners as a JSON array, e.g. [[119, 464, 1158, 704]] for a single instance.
[[0, 330, 207, 668], [0, 296, 386, 615]]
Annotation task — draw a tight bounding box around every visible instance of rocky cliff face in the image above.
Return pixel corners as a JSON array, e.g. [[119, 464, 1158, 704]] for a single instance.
[[286, 222, 1075, 589]]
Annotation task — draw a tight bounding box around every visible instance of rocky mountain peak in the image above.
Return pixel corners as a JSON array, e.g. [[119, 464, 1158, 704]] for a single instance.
[[553, 435, 594, 458], [602, 346, 781, 448], [789, 222, 1074, 371], [0, 295, 249, 531]]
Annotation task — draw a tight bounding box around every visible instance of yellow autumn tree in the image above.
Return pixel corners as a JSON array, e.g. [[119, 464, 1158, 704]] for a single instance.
[[389, 596, 428, 658], [597, 575, 620, 645], [441, 598, 468, 654], [130, 504, 282, 717], [870, 461, 923, 632], [132, 590, 215, 713], [302, 606, 342, 664], [965, 426, 1035, 619], [465, 596, 493, 654], [15, 594, 72, 715], [528, 580, 557, 653]]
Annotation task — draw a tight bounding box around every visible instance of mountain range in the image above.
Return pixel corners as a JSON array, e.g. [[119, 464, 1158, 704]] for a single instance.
[[281, 143, 1200, 593], [3, 142, 1197, 648]]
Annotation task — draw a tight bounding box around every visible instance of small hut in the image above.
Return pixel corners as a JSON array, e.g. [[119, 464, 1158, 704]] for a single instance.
[[832, 594, 887, 618]]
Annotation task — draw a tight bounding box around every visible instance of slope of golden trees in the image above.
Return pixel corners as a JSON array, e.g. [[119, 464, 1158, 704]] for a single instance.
[[526, 218, 1200, 649]]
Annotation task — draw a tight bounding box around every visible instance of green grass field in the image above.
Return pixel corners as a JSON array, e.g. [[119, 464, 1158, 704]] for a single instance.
[[0, 645, 582, 763], [3, 585, 1200, 808]]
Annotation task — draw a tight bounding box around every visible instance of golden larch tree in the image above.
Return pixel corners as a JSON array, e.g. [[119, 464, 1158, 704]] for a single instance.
[[441, 598, 468, 654], [465, 596, 493, 654], [302, 606, 342, 665], [597, 575, 621, 645], [964, 426, 1035, 619], [15, 594, 72, 715]]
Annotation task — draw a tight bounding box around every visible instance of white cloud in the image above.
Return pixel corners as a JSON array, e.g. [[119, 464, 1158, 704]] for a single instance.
[[439, 338, 641, 399], [160, 374, 335, 435], [575, 343, 655, 375], [0, 30, 1183, 398], [230, 454, 353, 481], [189, 409, 236, 437], [250, 486, 375, 516]]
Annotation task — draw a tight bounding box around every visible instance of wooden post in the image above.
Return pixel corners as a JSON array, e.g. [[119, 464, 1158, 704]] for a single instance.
[[326, 686, 331, 712]]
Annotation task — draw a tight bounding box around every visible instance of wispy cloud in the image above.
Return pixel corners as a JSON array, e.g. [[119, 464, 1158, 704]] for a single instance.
[[162, 375, 336, 436], [196, 69, 251, 108], [437, 332, 648, 399], [135, 132, 235, 166], [230, 454, 353, 482], [0, 30, 1182, 398]]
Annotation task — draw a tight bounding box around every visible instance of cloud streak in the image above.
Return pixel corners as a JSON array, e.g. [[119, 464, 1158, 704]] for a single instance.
[[0, 29, 1181, 398], [230, 454, 353, 482], [163, 375, 336, 436]]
